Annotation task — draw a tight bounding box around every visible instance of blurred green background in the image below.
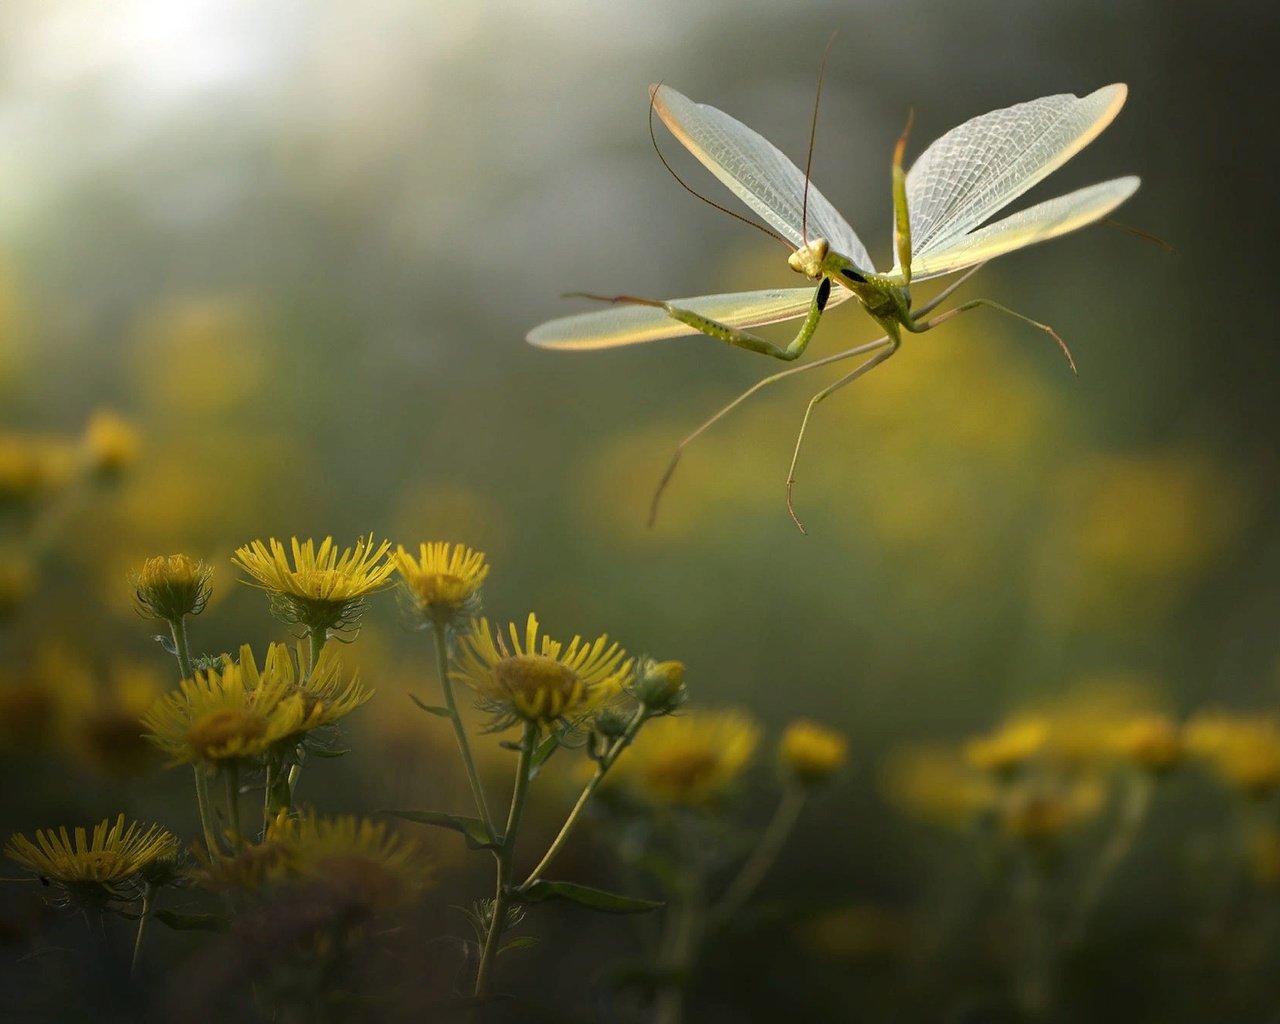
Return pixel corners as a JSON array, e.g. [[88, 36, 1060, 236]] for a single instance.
[[2, 0, 1278, 1020]]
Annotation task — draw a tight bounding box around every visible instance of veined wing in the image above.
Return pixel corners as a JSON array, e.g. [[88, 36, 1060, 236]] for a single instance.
[[903, 176, 1140, 281], [904, 85, 1128, 261], [527, 286, 852, 350], [651, 85, 875, 273]]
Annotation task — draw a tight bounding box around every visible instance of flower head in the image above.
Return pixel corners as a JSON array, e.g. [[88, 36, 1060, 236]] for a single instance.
[[232, 535, 394, 633], [251, 642, 373, 738], [82, 409, 140, 478], [963, 716, 1048, 776], [1111, 714, 1182, 774], [612, 709, 760, 808], [394, 541, 489, 628], [6, 814, 178, 904], [454, 613, 631, 729], [1185, 711, 1280, 796], [142, 646, 308, 766], [133, 553, 213, 621], [780, 719, 849, 785], [632, 658, 688, 714]]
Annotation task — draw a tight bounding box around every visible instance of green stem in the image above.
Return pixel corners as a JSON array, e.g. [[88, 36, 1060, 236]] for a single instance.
[[710, 784, 807, 926], [653, 875, 705, 1024], [193, 765, 219, 855], [518, 706, 649, 890], [1066, 771, 1155, 946], [224, 763, 243, 848], [474, 723, 536, 1001], [130, 882, 154, 975], [308, 625, 326, 673], [168, 615, 194, 681], [433, 621, 495, 838], [262, 757, 275, 836]]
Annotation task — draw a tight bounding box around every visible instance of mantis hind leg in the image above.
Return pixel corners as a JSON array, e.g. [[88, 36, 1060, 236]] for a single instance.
[[574, 278, 833, 362], [649, 334, 894, 526], [786, 335, 901, 534], [908, 296, 1077, 373]]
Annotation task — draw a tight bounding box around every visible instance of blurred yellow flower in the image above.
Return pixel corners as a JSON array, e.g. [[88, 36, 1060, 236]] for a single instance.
[[1111, 714, 1182, 773], [0, 434, 74, 508], [394, 541, 489, 627], [964, 716, 1048, 775], [132, 553, 213, 621], [142, 646, 309, 765], [454, 612, 631, 728], [0, 553, 34, 619], [6, 814, 178, 897], [779, 719, 849, 784], [881, 746, 997, 828], [998, 777, 1105, 843], [233, 535, 395, 633], [611, 709, 760, 808], [81, 409, 140, 478], [1185, 711, 1280, 796]]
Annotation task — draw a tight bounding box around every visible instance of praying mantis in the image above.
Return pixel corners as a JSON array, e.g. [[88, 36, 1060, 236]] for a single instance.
[[527, 77, 1139, 532]]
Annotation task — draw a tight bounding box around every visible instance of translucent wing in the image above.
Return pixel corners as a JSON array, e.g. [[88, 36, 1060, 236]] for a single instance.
[[905, 85, 1128, 260], [527, 286, 851, 350], [651, 85, 875, 273], [905, 176, 1140, 281]]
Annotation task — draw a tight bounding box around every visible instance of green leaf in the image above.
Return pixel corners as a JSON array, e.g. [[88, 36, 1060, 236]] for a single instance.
[[526, 732, 561, 781], [408, 694, 453, 718], [517, 880, 662, 914], [500, 936, 539, 954], [383, 809, 499, 850], [154, 909, 228, 932]]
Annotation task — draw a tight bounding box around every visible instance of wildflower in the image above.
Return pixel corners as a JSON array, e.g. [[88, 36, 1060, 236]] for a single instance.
[[394, 541, 489, 628], [780, 719, 848, 785], [998, 777, 1104, 844], [632, 658, 687, 714], [6, 814, 178, 904], [454, 613, 631, 728], [880, 746, 996, 828], [1185, 711, 1280, 796], [142, 646, 309, 765], [963, 716, 1048, 776], [612, 709, 760, 808], [1112, 714, 1181, 774], [0, 555, 33, 618], [82, 409, 141, 478], [232, 535, 394, 633], [68, 665, 167, 777], [247, 643, 372, 735], [133, 553, 213, 621], [0, 435, 72, 508]]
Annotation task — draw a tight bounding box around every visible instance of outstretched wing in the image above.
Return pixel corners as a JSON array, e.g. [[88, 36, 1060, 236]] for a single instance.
[[651, 84, 875, 273], [902, 85, 1129, 268], [527, 286, 850, 350], [906, 176, 1140, 281]]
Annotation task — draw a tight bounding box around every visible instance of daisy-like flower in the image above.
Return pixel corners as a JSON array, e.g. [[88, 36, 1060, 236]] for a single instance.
[[248, 642, 372, 737], [232, 535, 394, 633], [612, 709, 761, 808], [1185, 711, 1280, 796], [394, 541, 489, 628], [6, 814, 179, 904], [82, 409, 141, 478], [133, 553, 214, 621], [453, 612, 631, 729], [963, 716, 1048, 777], [142, 646, 309, 766], [779, 719, 849, 785]]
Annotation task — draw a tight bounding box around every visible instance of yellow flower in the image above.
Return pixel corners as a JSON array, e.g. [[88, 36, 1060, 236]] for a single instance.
[[0, 554, 34, 619], [232, 535, 395, 633], [963, 716, 1048, 776], [881, 746, 998, 828], [453, 613, 631, 728], [0, 435, 72, 508], [1111, 715, 1181, 773], [633, 658, 688, 713], [82, 409, 140, 478], [250, 642, 373, 733], [780, 720, 848, 784], [998, 777, 1105, 843], [1185, 711, 1280, 796], [611, 709, 760, 808], [133, 553, 213, 621], [6, 814, 178, 902], [142, 646, 309, 765], [393, 541, 489, 627]]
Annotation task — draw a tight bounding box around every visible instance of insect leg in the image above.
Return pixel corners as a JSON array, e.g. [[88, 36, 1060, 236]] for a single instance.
[[785, 332, 902, 534], [909, 298, 1076, 374], [649, 334, 893, 526]]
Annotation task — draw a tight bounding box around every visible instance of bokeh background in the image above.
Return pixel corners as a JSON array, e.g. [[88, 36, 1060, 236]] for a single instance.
[[2, 0, 1278, 1020]]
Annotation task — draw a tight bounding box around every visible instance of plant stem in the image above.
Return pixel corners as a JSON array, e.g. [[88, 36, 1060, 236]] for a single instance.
[[433, 621, 495, 838], [224, 763, 243, 848], [168, 615, 194, 681], [518, 706, 648, 890], [474, 722, 536, 1001], [710, 783, 807, 926], [193, 764, 219, 855], [130, 882, 154, 975], [308, 625, 326, 673], [653, 875, 704, 1024]]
